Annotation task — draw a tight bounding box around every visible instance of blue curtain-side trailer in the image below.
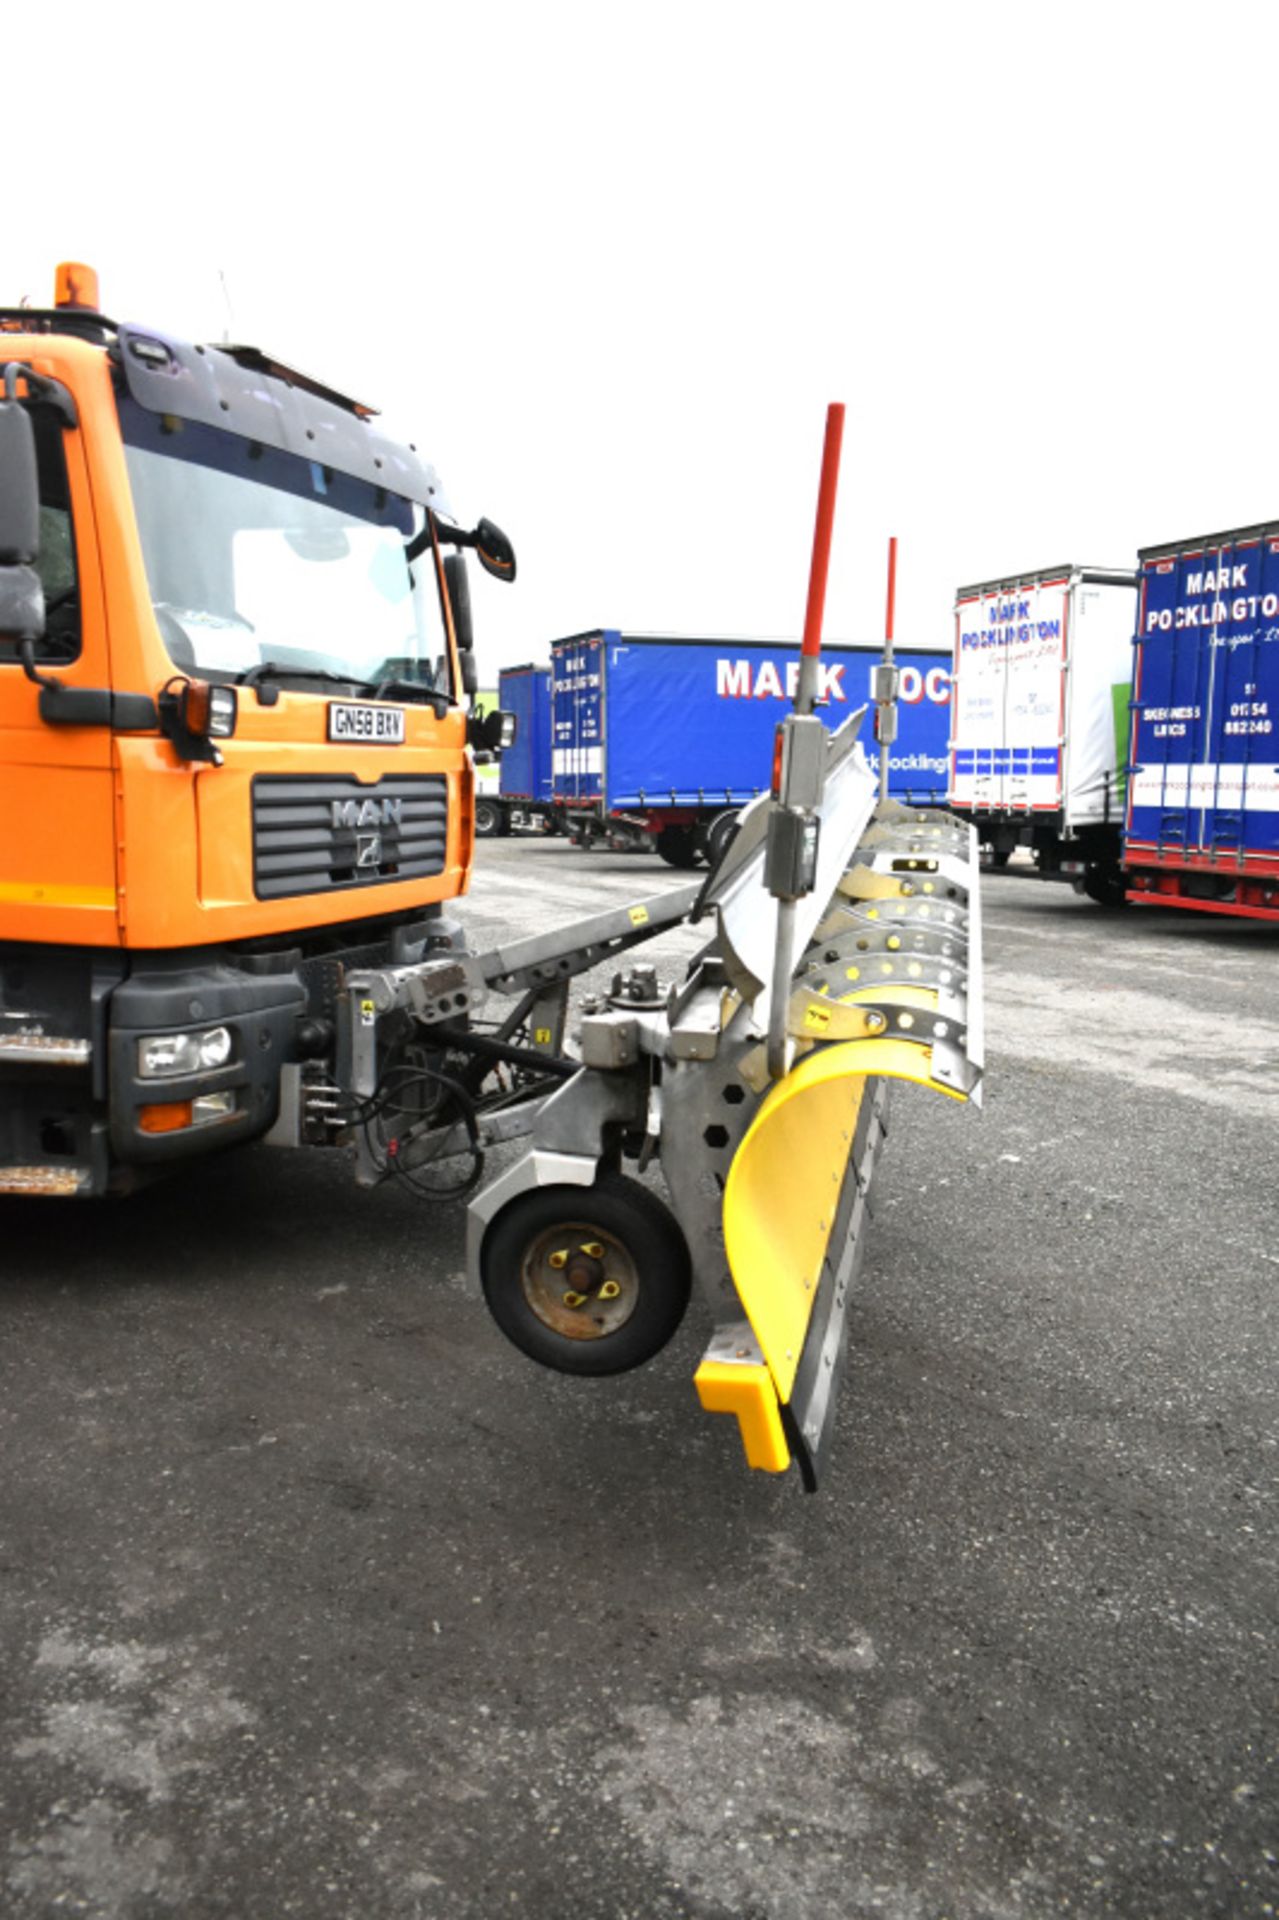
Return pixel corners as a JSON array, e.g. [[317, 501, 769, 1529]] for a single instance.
[[476, 665, 555, 836], [1126, 522, 1279, 918], [548, 631, 952, 866]]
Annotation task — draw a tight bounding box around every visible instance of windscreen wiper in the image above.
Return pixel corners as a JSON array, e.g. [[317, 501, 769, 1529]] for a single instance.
[[367, 675, 450, 716], [237, 660, 451, 715], [238, 663, 364, 691]]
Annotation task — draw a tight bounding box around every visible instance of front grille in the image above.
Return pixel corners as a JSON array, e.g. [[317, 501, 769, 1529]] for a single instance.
[[252, 775, 448, 900]]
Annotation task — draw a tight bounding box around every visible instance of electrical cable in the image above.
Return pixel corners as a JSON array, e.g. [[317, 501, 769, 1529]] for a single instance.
[[327, 1012, 568, 1202], [360, 1058, 486, 1201]]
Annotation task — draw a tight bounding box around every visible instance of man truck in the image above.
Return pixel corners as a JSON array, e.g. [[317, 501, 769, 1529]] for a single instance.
[[0, 263, 516, 1197]]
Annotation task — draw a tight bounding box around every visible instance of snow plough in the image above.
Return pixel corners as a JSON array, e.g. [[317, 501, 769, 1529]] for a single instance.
[[461, 757, 982, 1485], [0, 269, 982, 1484]]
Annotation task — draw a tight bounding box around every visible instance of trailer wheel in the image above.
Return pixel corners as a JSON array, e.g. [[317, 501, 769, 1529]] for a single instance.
[[474, 797, 505, 838], [1082, 864, 1127, 908], [704, 809, 740, 869], [480, 1175, 692, 1376], [656, 825, 701, 868]]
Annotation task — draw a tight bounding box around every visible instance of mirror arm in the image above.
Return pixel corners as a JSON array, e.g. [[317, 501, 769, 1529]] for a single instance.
[[406, 516, 473, 566], [19, 638, 62, 692], [2, 363, 78, 429], [425, 520, 474, 555], [424, 516, 516, 582]]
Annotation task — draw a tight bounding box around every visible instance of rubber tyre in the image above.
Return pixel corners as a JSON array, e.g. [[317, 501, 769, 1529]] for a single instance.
[[987, 847, 1013, 869], [1082, 865, 1127, 909], [474, 797, 505, 839], [705, 809, 741, 869], [480, 1175, 692, 1376], [655, 825, 701, 869]]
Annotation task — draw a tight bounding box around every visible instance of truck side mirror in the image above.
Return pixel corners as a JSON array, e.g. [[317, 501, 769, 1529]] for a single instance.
[[0, 397, 40, 565], [445, 553, 474, 652], [0, 394, 46, 648], [474, 518, 516, 584], [467, 707, 516, 753]]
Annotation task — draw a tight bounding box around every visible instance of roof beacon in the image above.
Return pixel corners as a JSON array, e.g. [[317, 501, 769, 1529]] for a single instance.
[[54, 262, 99, 312]]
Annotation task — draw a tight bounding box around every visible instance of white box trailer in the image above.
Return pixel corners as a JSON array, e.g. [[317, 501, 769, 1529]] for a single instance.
[[949, 565, 1137, 899]]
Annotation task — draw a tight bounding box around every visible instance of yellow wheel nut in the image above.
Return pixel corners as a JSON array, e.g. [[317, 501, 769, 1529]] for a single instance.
[[548, 1250, 568, 1270], [580, 1242, 605, 1258], [598, 1280, 622, 1302], [562, 1290, 587, 1309]]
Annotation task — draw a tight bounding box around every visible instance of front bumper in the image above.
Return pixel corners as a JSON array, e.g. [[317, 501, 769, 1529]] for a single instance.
[[106, 959, 306, 1164]]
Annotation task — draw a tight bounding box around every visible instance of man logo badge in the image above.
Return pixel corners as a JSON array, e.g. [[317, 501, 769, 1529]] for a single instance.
[[356, 833, 383, 869], [332, 797, 403, 830]]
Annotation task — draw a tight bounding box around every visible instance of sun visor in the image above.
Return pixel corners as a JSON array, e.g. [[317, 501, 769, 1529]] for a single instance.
[[116, 325, 445, 511]]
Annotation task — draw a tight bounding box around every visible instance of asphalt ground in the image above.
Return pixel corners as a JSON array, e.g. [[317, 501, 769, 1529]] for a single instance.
[[1, 840, 1276, 1919]]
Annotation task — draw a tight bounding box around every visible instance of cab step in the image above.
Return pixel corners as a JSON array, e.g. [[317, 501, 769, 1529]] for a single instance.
[[0, 1034, 93, 1067], [0, 1163, 94, 1196]]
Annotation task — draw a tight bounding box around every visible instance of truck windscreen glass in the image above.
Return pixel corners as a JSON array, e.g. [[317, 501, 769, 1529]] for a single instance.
[[117, 394, 448, 695]]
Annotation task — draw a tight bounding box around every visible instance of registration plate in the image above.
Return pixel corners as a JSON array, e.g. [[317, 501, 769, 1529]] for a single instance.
[[327, 703, 405, 744]]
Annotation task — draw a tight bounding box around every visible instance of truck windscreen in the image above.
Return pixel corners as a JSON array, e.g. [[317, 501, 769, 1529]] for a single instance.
[[117, 394, 447, 693]]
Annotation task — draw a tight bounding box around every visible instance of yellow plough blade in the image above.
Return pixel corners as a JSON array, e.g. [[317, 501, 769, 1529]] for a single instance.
[[695, 794, 983, 1489], [723, 1049, 868, 1405], [696, 1033, 967, 1485]]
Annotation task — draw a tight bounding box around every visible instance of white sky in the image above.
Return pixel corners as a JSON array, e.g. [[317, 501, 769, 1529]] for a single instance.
[[10, 0, 1278, 675]]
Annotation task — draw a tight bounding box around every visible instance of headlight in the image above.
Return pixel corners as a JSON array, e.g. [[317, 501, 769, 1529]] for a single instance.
[[137, 1025, 233, 1079], [198, 1025, 234, 1068]]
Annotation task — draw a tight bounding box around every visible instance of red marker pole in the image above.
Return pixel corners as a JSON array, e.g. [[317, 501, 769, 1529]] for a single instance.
[[765, 404, 846, 1080], [795, 402, 845, 716], [877, 535, 899, 801]]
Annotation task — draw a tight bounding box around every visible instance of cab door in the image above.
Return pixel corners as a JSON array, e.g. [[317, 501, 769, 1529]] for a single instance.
[[0, 394, 119, 949]]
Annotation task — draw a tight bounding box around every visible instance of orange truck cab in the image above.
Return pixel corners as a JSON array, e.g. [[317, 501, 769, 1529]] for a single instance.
[[0, 267, 514, 1195]]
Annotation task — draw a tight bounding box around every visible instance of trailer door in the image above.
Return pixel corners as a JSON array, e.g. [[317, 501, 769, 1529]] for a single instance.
[[951, 579, 1067, 814], [1202, 536, 1279, 861], [551, 633, 605, 808], [1130, 537, 1279, 866]]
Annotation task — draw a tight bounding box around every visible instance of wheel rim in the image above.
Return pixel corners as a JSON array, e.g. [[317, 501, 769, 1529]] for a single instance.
[[519, 1220, 641, 1341]]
